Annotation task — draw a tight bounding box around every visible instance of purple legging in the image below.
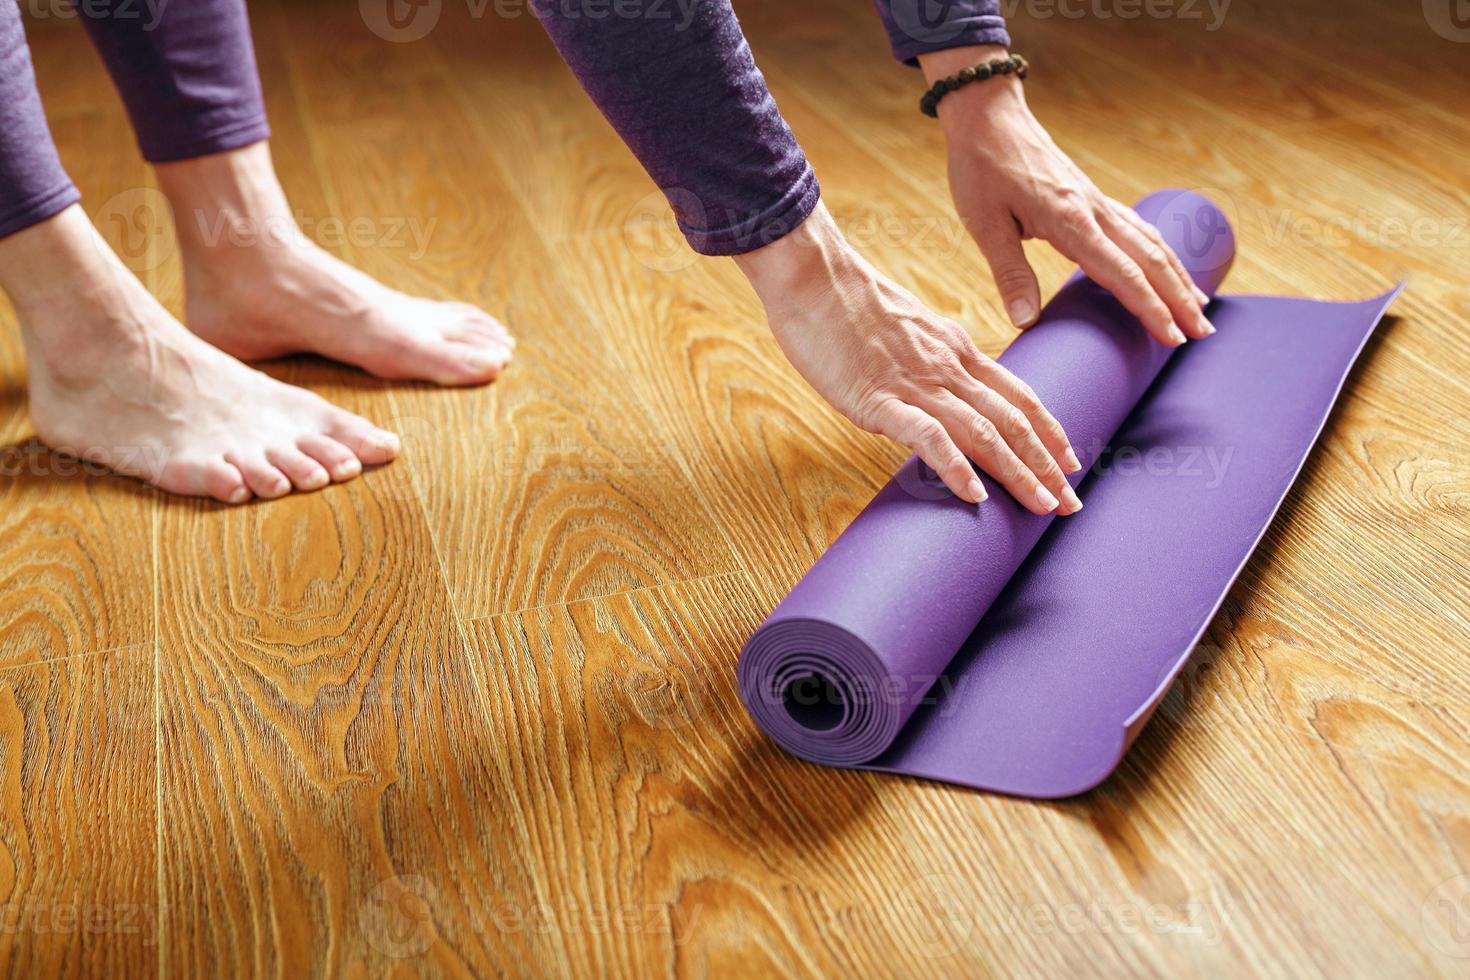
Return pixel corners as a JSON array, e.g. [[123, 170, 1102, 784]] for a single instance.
[[0, 0, 1008, 249], [0, 0, 269, 239]]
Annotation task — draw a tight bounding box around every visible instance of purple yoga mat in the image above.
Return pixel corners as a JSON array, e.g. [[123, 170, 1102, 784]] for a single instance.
[[739, 189, 1402, 798]]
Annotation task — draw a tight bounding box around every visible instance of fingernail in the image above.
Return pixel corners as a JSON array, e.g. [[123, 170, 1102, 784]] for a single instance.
[[1194, 286, 1210, 306], [967, 478, 987, 503], [1060, 486, 1083, 513], [1199, 320, 1216, 336], [1035, 484, 1059, 512], [227, 486, 250, 505], [1063, 448, 1082, 473], [1007, 299, 1038, 328], [1167, 323, 1187, 346]]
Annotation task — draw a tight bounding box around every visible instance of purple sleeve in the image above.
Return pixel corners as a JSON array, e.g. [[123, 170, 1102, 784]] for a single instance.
[[0, 2, 79, 238], [871, 0, 1011, 64], [532, 0, 819, 256], [78, 0, 270, 163]]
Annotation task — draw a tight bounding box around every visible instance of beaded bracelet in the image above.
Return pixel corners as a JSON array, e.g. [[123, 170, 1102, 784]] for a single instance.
[[919, 53, 1029, 118]]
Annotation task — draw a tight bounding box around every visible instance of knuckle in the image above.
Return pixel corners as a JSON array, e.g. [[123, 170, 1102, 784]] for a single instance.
[[1121, 264, 1152, 292], [911, 415, 946, 448], [993, 264, 1035, 294], [850, 393, 891, 433], [998, 408, 1032, 441], [1142, 243, 1170, 270], [968, 416, 1003, 452], [1011, 379, 1042, 410], [932, 348, 965, 377], [940, 318, 971, 345], [1057, 204, 1094, 233]]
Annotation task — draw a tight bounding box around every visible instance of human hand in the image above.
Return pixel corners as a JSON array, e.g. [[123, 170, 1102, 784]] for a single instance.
[[734, 202, 1083, 514], [918, 45, 1213, 347]]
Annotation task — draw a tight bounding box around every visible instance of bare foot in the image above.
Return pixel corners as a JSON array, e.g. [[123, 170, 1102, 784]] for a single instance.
[[158, 142, 514, 386], [3, 207, 399, 504]]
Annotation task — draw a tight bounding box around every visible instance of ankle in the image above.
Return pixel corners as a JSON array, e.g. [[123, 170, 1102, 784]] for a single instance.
[[156, 141, 301, 261], [0, 206, 120, 316]]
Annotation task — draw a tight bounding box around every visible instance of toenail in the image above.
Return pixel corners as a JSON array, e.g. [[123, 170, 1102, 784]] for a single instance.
[[227, 487, 250, 505], [370, 430, 401, 454], [468, 350, 506, 372], [335, 458, 363, 478], [305, 469, 329, 490]]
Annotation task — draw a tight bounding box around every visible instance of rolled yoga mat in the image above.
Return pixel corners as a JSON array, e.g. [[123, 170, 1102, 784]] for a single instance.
[[739, 189, 1403, 798]]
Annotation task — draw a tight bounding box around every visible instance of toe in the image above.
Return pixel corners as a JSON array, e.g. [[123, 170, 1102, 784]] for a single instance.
[[404, 335, 509, 387], [267, 447, 331, 492], [204, 459, 253, 504], [448, 340, 511, 385], [158, 456, 252, 504], [298, 434, 363, 483], [230, 453, 293, 499], [447, 302, 514, 342], [326, 413, 400, 466]]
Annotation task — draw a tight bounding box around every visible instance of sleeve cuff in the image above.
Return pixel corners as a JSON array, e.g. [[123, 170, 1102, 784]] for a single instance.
[[679, 168, 823, 257], [886, 18, 1011, 66]]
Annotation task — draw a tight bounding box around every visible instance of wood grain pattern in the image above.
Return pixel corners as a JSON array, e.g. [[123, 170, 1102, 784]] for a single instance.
[[0, 0, 1466, 975], [0, 645, 157, 978]]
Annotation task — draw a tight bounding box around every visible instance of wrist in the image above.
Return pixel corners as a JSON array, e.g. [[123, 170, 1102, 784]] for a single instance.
[[917, 45, 1028, 132], [733, 201, 859, 317]]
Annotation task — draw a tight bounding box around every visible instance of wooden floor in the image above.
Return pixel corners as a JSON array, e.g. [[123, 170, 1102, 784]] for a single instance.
[[1, 0, 1467, 974]]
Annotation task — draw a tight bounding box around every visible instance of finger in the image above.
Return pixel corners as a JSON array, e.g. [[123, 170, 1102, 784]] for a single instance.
[[876, 399, 987, 504], [930, 390, 1074, 516], [943, 378, 1081, 511], [1054, 213, 1186, 346], [958, 351, 1081, 473], [1117, 205, 1212, 308], [973, 211, 1042, 329], [1105, 205, 1213, 339]]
